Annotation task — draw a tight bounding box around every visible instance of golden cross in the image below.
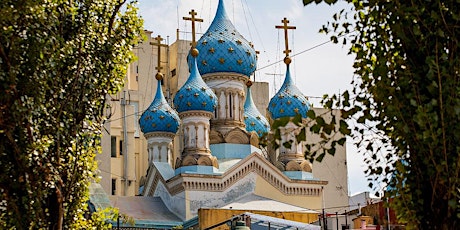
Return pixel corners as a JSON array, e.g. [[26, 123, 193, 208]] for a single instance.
[[275, 17, 296, 57], [183, 9, 203, 48], [149, 35, 168, 73]]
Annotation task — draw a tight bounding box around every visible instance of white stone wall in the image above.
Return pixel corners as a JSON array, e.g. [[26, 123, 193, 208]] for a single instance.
[[187, 173, 257, 217], [181, 115, 211, 151], [147, 136, 174, 164], [154, 181, 187, 220]]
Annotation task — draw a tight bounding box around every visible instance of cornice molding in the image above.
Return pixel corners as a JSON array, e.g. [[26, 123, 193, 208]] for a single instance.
[[144, 132, 176, 139], [203, 72, 248, 84], [145, 152, 327, 197], [179, 110, 213, 119]]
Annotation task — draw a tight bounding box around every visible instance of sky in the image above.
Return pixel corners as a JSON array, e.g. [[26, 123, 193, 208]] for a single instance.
[[136, 0, 371, 196]]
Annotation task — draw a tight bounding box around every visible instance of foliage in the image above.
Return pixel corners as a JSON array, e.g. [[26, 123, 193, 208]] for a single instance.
[[0, 0, 143, 229], [299, 0, 459, 228]]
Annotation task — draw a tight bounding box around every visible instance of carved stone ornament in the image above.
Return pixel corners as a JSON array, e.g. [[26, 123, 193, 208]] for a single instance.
[[285, 160, 302, 171], [224, 127, 250, 144], [209, 129, 224, 144]]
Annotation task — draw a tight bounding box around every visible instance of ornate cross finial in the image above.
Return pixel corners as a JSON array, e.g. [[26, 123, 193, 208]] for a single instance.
[[275, 17, 296, 58], [149, 35, 168, 79], [183, 9, 203, 48]]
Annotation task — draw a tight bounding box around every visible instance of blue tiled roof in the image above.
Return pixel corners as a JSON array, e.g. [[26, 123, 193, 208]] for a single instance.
[[174, 57, 217, 113], [244, 85, 270, 137], [140, 79, 180, 134], [188, 0, 257, 77], [268, 65, 310, 120]]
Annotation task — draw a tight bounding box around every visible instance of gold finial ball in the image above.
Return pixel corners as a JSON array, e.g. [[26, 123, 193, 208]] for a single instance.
[[155, 72, 163, 81], [190, 48, 199, 57], [246, 80, 253, 87], [284, 56, 292, 65]]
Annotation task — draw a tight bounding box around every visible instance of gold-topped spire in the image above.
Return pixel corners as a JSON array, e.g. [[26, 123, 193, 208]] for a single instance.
[[275, 17, 296, 63], [150, 35, 168, 79], [183, 9, 203, 49]]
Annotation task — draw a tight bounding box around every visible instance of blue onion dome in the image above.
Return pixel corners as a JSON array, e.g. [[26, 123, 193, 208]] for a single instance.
[[188, 0, 257, 77], [268, 62, 310, 120], [140, 73, 180, 134], [174, 51, 217, 113], [244, 81, 270, 137]]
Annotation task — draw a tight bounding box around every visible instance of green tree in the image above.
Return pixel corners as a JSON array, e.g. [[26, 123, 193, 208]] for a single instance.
[[298, 0, 459, 228], [0, 0, 143, 229]]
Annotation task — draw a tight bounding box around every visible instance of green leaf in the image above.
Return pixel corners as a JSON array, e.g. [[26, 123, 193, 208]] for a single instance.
[[296, 127, 307, 143]]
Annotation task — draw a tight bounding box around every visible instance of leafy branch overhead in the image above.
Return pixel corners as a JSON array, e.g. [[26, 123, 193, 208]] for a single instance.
[[297, 0, 460, 228], [0, 0, 143, 228]]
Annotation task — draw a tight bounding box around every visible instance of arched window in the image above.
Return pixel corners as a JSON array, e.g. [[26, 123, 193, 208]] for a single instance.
[[229, 92, 233, 118]]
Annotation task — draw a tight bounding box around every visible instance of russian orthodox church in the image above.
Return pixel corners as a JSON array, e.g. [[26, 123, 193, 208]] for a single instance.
[[102, 0, 349, 228]]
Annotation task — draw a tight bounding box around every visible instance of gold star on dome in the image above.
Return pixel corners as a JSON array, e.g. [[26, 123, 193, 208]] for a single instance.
[[294, 108, 299, 113], [202, 102, 207, 107], [186, 87, 191, 91], [209, 95, 214, 99], [231, 32, 236, 35], [194, 92, 199, 97], [218, 39, 225, 43], [278, 94, 284, 99], [302, 101, 306, 105], [246, 50, 251, 56], [201, 40, 208, 45], [271, 103, 276, 107], [293, 95, 298, 98], [256, 116, 261, 120], [179, 95, 183, 99], [209, 47, 215, 53], [236, 59, 243, 65], [219, 58, 225, 64], [228, 47, 234, 53], [167, 123, 171, 128], [249, 42, 254, 48], [159, 115, 165, 120], [187, 102, 192, 107], [244, 116, 248, 120], [287, 100, 292, 105], [236, 40, 242, 45], [207, 32, 212, 36], [250, 122, 256, 126], [280, 108, 284, 113], [152, 109, 157, 113], [201, 87, 206, 91], [152, 123, 157, 128], [250, 63, 255, 68], [202, 60, 208, 66]]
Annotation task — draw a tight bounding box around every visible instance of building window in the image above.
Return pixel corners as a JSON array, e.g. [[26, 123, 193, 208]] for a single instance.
[[171, 68, 176, 77], [111, 179, 116, 195], [111, 136, 117, 157], [119, 140, 123, 156]]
